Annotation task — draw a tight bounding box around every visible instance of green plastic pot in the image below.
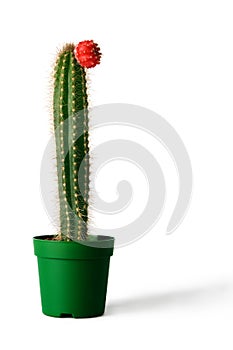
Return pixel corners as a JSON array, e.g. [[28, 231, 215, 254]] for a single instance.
[[33, 235, 114, 318]]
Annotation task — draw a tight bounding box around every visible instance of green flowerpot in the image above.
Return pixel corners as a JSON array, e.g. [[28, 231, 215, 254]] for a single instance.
[[33, 235, 114, 318]]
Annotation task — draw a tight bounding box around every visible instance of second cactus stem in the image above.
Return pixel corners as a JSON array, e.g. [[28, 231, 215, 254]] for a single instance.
[[53, 44, 89, 241]]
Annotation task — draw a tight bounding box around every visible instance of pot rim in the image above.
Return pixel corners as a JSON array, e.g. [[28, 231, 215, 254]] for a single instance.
[[33, 234, 114, 260]]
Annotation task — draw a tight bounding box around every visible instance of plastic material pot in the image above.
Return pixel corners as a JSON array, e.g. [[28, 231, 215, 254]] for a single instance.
[[33, 235, 114, 318]]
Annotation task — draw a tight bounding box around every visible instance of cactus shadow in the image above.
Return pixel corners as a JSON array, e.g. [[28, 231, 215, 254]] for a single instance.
[[106, 281, 231, 316]]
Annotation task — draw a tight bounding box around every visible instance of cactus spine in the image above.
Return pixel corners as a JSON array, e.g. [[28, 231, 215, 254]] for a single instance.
[[53, 44, 89, 241]]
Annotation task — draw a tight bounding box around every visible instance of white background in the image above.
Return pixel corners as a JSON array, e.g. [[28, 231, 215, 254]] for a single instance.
[[1, 0, 233, 349]]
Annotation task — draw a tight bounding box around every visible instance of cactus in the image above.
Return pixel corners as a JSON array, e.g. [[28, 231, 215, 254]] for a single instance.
[[53, 41, 101, 241]]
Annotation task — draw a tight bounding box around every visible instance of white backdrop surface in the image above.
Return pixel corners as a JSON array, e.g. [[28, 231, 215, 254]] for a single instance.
[[0, 1, 233, 349]]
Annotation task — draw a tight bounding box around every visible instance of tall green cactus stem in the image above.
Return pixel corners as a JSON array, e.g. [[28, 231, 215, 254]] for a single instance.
[[53, 44, 89, 241]]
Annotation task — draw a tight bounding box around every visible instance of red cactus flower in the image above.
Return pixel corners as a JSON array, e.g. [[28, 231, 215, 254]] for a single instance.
[[74, 40, 101, 68]]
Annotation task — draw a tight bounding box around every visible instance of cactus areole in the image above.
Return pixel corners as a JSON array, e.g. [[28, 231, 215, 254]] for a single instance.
[[33, 41, 114, 318]]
